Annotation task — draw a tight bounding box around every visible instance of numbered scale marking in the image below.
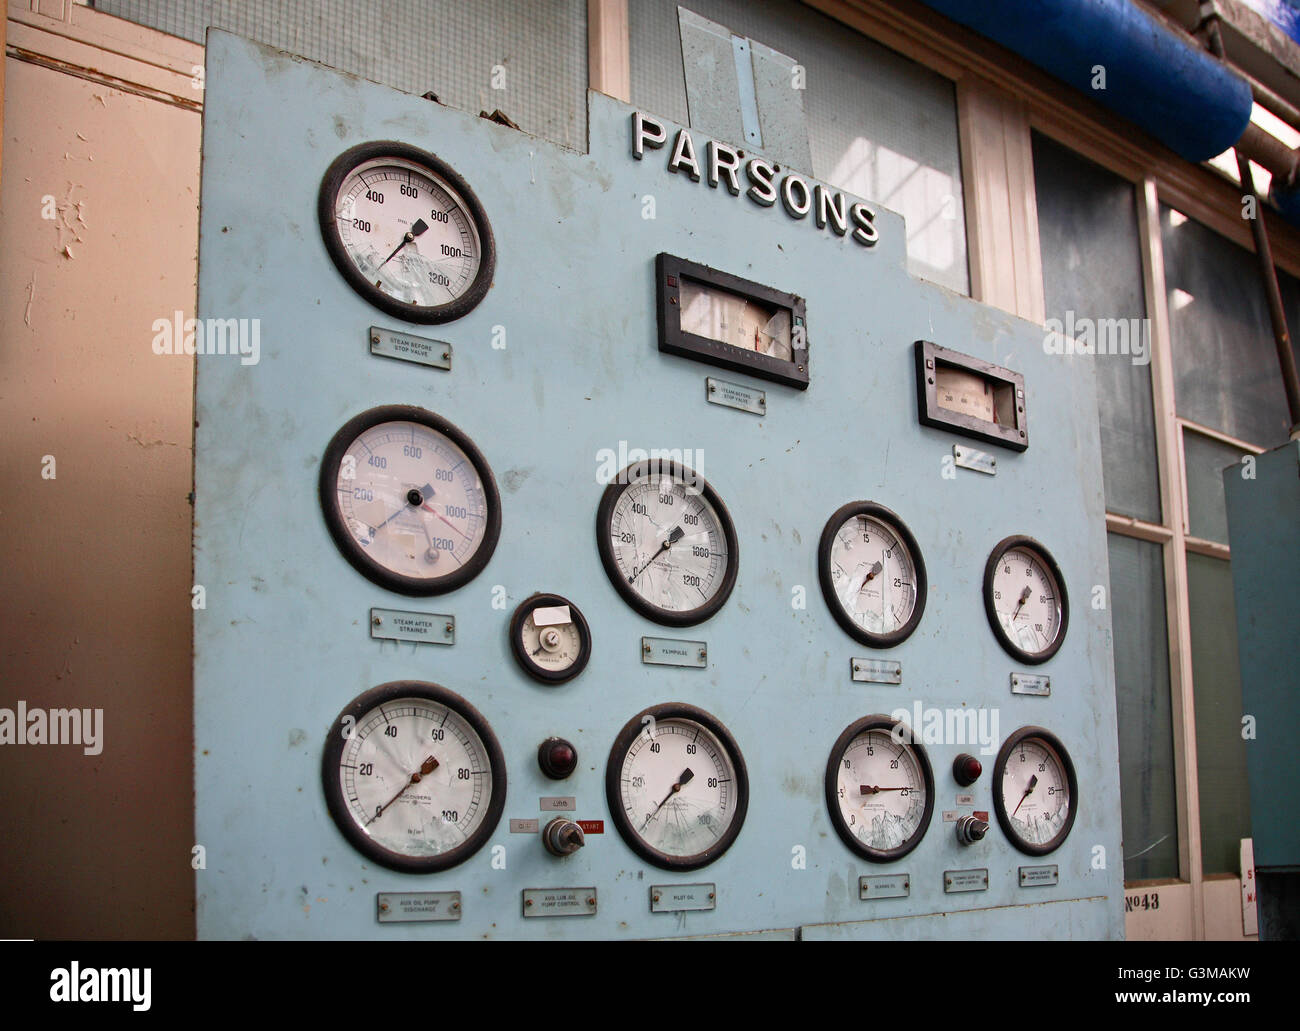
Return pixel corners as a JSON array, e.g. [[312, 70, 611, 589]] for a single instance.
[[992, 727, 1078, 856], [983, 535, 1069, 664]]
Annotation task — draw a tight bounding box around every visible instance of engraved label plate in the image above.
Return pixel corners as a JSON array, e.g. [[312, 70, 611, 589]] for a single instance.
[[706, 376, 766, 415], [1010, 673, 1051, 696], [859, 874, 910, 900], [650, 883, 716, 912], [540, 796, 576, 812], [851, 658, 902, 684], [942, 810, 961, 823], [956, 793, 975, 806], [522, 888, 597, 917], [369, 326, 452, 370], [944, 868, 989, 893], [1019, 864, 1059, 888], [509, 819, 540, 834], [376, 891, 461, 923], [370, 608, 454, 645], [953, 444, 997, 475], [642, 637, 707, 668]]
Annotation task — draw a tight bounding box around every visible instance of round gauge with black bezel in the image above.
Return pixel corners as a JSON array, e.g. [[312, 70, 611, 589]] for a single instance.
[[321, 680, 506, 873], [509, 593, 591, 684], [992, 726, 1078, 856], [983, 535, 1069, 664], [818, 501, 927, 648], [319, 405, 501, 596], [595, 459, 738, 627], [825, 714, 935, 862], [318, 140, 495, 323], [606, 703, 748, 871]]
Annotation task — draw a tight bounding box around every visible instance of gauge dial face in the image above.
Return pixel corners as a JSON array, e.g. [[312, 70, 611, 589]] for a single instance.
[[819, 502, 927, 647], [606, 704, 749, 870], [936, 366, 996, 423], [596, 461, 738, 626], [319, 406, 501, 596], [993, 727, 1078, 856], [983, 536, 1069, 663], [509, 594, 591, 684], [319, 142, 495, 323], [321, 681, 506, 872], [826, 716, 934, 862], [679, 279, 792, 360]]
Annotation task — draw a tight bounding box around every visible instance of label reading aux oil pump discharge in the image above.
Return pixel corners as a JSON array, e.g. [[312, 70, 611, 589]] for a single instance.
[[376, 892, 461, 923]]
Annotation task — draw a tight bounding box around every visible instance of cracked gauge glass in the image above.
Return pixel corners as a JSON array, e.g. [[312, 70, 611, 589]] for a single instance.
[[983, 535, 1069, 664], [826, 715, 935, 862], [318, 141, 495, 323], [319, 405, 501, 596], [596, 459, 738, 626], [679, 278, 792, 359], [818, 501, 927, 648], [606, 703, 748, 871], [321, 681, 506, 873], [993, 726, 1078, 856]]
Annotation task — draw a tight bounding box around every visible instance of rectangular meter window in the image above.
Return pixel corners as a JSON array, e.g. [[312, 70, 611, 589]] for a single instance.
[[656, 253, 809, 390], [914, 340, 1028, 451]]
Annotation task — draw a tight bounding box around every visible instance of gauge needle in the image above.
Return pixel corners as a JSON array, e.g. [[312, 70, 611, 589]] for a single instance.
[[857, 561, 884, 592], [629, 526, 684, 584], [642, 768, 694, 828], [1011, 586, 1032, 620], [376, 218, 429, 270], [367, 755, 439, 826], [1012, 774, 1038, 816], [859, 785, 911, 794]]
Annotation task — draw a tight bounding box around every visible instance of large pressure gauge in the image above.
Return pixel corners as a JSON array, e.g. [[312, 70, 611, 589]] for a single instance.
[[319, 405, 501, 596], [983, 535, 1069, 664], [596, 460, 739, 626], [509, 593, 592, 684], [992, 726, 1078, 856], [818, 501, 927, 648], [321, 681, 506, 873], [318, 141, 495, 323], [825, 715, 934, 862], [606, 703, 749, 870]]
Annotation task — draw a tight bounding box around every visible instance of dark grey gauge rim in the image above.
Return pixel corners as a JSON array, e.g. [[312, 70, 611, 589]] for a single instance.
[[595, 460, 739, 627], [605, 702, 749, 871], [317, 140, 496, 324], [508, 593, 592, 685], [320, 680, 507, 874], [817, 501, 928, 648], [824, 714, 936, 863], [991, 725, 1079, 857], [982, 534, 1070, 665], [318, 404, 501, 596]]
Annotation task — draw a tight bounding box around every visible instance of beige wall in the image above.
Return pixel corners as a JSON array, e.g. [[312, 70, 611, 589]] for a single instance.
[[0, 3, 200, 938]]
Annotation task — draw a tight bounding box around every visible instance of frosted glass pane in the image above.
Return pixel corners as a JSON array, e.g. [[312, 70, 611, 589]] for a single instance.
[[1184, 430, 1248, 546], [1033, 134, 1160, 523], [1108, 534, 1179, 882]]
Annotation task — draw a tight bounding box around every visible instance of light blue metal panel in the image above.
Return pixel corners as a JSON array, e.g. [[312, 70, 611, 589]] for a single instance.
[[195, 31, 1123, 940]]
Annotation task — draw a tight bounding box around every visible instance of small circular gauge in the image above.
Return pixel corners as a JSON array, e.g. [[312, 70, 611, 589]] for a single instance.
[[318, 141, 495, 323], [992, 726, 1078, 856], [825, 715, 935, 862], [509, 593, 591, 684], [818, 501, 927, 648], [319, 405, 501, 596], [605, 703, 748, 870], [595, 459, 738, 627], [321, 681, 506, 873], [983, 535, 1069, 664]]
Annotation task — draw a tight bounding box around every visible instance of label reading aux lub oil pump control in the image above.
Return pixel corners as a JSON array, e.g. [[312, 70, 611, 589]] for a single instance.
[[522, 888, 597, 918], [944, 868, 989, 893]]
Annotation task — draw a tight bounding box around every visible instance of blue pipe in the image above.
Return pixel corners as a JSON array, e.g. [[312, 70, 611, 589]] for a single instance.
[[917, 0, 1253, 163]]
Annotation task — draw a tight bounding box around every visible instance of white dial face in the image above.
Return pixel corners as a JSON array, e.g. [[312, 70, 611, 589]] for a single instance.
[[827, 515, 918, 636], [617, 718, 740, 858], [337, 697, 496, 859], [607, 472, 731, 614], [334, 157, 483, 308], [834, 727, 929, 854], [936, 366, 996, 423], [334, 420, 491, 582], [990, 546, 1062, 655], [520, 605, 583, 675], [679, 279, 793, 360], [1000, 737, 1071, 847]]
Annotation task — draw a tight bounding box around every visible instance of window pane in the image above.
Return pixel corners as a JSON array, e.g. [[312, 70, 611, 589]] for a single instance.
[[1160, 205, 1295, 447], [630, 0, 969, 293], [1184, 430, 1249, 545], [1033, 134, 1160, 523], [1187, 553, 1252, 876], [1108, 534, 1179, 881]]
